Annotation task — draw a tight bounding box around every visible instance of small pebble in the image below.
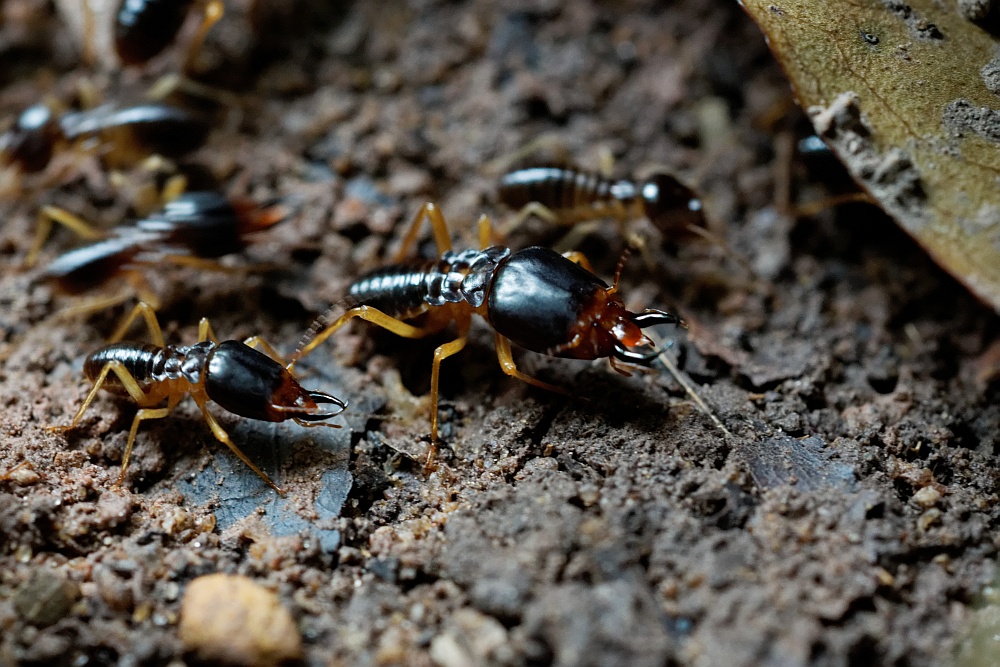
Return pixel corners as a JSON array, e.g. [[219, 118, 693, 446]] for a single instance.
[[958, 0, 993, 21], [912, 486, 941, 508], [14, 568, 80, 627], [178, 573, 302, 667]]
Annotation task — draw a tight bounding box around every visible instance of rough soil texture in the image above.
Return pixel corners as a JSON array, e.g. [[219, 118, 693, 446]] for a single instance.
[[0, 1, 998, 666]]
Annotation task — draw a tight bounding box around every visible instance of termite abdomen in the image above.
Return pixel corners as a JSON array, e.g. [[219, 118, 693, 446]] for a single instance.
[[346, 261, 439, 318], [83, 342, 161, 387]]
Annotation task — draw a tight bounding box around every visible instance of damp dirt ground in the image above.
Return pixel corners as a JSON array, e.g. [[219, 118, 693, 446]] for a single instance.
[[0, 1, 998, 666]]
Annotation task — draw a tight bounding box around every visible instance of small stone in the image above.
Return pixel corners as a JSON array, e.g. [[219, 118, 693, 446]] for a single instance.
[[912, 486, 942, 508], [14, 568, 80, 627], [918, 508, 943, 532], [958, 0, 993, 21], [178, 574, 303, 667]]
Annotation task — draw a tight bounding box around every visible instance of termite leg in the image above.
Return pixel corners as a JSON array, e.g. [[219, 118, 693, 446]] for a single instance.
[[52, 360, 151, 435], [25, 206, 105, 267], [242, 335, 284, 363], [118, 394, 181, 488], [560, 250, 595, 273], [476, 214, 495, 250], [159, 254, 248, 273], [426, 318, 470, 465], [483, 134, 569, 175], [161, 173, 188, 203], [494, 334, 570, 396], [56, 276, 158, 333], [551, 220, 602, 255], [192, 395, 283, 493], [182, 0, 225, 73], [292, 305, 441, 368], [498, 202, 560, 240], [110, 301, 165, 346], [197, 317, 219, 343], [596, 146, 616, 178], [394, 202, 453, 262]]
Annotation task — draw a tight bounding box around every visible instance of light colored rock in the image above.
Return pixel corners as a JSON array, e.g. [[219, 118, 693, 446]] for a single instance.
[[178, 574, 302, 667]]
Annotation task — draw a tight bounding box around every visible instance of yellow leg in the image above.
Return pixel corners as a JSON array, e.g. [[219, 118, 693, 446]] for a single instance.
[[596, 146, 615, 178], [117, 395, 181, 488], [494, 334, 570, 395], [160, 173, 188, 203], [125, 271, 161, 309], [476, 214, 496, 250], [109, 301, 165, 345], [25, 206, 104, 267], [243, 336, 284, 363], [292, 305, 439, 367], [427, 318, 470, 460], [552, 220, 605, 255], [499, 202, 560, 239], [192, 396, 282, 494], [484, 134, 570, 175], [197, 317, 219, 344], [561, 250, 595, 273], [51, 360, 152, 437], [53, 277, 155, 334], [183, 0, 225, 72], [157, 254, 246, 272], [394, 202, 453, 262]]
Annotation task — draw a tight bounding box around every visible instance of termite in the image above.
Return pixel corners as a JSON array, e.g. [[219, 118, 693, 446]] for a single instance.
[[33, 191, 292, 341], [497, 165, 705, 239], [0, 101, 209, 174], [51, 307, 346, 493], [291, 203, 682, 462]]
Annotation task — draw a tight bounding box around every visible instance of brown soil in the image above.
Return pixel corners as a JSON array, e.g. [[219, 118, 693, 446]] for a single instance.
[[0, 1, 998, 666]]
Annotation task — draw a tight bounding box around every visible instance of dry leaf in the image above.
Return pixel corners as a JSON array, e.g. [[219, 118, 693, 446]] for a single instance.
[[741, 0, 1000, 312]]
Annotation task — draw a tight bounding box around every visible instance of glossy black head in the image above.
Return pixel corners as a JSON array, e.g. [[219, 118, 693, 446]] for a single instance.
[[205, 341, 345, 422], [0, 104, 60, 172], [115, 0, 197, 65], [640, 172, 705, 234], [487, 247, 607, 357]]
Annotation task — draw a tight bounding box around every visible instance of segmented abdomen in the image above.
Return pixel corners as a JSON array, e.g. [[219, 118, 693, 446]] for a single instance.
[[83, 343, 164, 390], [346, 261, 438, 319], [499, 167, 616, 214]]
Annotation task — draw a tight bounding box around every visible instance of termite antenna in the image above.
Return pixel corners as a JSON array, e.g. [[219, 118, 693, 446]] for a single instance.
[[292, 302, 345, 364], [611, 246, 633, 291]]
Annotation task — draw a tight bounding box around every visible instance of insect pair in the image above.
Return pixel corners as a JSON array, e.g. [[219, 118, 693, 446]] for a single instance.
[[57, 202, 680, 490]]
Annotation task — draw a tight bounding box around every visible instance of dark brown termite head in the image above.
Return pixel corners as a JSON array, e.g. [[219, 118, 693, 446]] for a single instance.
[[640, 172, 706, 235], [115, 0, 197, 66], [0, 104, 61, 172], [204, 341, 345, 423], [486, 247, 682, 364]]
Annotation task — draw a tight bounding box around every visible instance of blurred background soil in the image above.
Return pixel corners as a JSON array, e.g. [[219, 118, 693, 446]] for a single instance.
[[0, 0, 998, 665]]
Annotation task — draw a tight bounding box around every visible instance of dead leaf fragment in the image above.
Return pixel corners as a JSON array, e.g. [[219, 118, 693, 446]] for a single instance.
[[741, 0, 1000, 311]]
